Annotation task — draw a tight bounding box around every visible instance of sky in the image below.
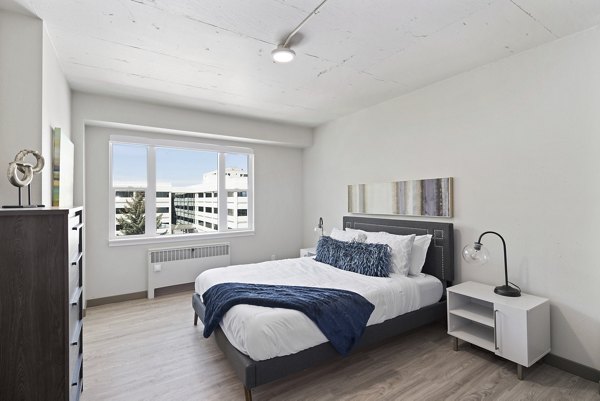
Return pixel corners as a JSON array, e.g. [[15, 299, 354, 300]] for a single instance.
[[112, 144, 248, 187]]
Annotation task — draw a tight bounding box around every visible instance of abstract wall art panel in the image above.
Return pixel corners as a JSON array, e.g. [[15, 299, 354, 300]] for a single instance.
[[348, 177, 453, 217], [51, 127, 74, 208]]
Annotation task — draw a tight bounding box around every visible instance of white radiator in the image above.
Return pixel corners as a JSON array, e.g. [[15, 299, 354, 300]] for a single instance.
[[147, 243, 230, 299]]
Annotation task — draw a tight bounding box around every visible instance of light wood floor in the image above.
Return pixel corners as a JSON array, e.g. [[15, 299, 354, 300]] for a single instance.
[[82, 292, 599, 401]]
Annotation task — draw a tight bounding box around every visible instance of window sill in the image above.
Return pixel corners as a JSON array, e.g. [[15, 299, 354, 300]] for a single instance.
[[108, 230, 255, 247]]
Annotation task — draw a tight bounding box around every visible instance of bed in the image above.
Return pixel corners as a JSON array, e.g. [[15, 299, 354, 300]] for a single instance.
[[192, 216, 454, 400]]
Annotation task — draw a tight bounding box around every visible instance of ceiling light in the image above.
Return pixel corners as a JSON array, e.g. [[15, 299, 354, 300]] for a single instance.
[[271, 46, 296, 63], [271, 0, 330, 63]]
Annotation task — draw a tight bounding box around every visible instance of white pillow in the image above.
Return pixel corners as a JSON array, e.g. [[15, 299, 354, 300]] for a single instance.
[[365, 231, 415, 276], [408, 234, 432, 276], [329, 227, 367, 243]]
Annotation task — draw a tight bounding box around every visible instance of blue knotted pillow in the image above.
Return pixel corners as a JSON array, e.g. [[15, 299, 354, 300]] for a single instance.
[[315, 235, 392, 277]]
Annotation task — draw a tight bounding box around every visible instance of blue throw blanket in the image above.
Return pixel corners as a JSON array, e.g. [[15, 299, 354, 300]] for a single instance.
[[202, 283, 375, 356]]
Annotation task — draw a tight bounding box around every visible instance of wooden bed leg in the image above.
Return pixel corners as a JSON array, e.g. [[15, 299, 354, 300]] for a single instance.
[[193, 313, 198, 326], [243, 385, 252, 401]]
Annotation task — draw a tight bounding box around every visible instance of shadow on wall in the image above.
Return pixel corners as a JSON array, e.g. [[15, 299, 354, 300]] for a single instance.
[[453, 228, 464, 282]]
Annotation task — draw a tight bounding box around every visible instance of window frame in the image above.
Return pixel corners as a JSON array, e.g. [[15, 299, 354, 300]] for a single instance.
[[108, 135, 254, 246]]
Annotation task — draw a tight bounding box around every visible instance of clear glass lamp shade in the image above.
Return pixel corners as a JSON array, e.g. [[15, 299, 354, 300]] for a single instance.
[[462, 243, 490, 265]]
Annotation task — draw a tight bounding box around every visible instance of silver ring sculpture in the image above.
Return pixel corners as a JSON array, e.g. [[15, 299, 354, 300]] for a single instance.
[[7, 149, 45, 187]]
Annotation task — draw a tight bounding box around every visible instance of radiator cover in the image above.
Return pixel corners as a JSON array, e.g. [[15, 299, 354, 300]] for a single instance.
[[147, 243, 230, 298]]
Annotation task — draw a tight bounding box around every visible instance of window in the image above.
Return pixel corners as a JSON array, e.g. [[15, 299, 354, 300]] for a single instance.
[[226, 154, 250, 229], [110, 136, 253, 243]]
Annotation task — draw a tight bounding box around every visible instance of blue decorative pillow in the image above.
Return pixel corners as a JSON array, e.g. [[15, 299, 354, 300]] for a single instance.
[[315, 236, 392, 277]]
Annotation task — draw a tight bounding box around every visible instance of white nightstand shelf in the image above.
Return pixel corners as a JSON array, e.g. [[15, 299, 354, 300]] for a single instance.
[[299, 247, 316, 258], [447, 281, 550, 380]]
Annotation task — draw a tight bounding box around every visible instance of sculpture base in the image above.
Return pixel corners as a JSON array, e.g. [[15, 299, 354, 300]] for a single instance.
[[494, 284, 521, 297]]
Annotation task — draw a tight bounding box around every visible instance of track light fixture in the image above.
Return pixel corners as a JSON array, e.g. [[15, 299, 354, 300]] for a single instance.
[[272, 0, 330, 63]]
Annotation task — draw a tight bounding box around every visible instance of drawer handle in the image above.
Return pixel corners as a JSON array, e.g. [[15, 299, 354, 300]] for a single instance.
[[70, 287, 82, 306], [71, 252, 83, 266], [493, 309, 499, 350]]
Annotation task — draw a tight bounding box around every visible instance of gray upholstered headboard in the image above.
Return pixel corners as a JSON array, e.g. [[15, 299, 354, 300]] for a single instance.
[[343, 216, 454, 289]]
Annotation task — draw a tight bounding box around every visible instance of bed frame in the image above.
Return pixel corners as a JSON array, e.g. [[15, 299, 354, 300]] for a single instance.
[[192, 216, 454, 401]]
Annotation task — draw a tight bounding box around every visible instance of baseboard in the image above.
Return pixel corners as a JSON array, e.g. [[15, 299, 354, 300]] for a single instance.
[[543, 353, 600, 383], [155, 282, 195, 296], [86, 282, 195, 308], [86, 291, 147, 307]]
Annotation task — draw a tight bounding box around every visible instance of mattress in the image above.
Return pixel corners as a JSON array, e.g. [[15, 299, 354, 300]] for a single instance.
[[195, 257, 443, 361]]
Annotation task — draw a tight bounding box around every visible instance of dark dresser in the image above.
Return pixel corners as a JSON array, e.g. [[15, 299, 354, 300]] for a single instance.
[[0, 207, 84, 401]]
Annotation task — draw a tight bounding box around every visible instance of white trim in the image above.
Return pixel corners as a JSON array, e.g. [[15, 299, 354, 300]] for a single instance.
[[145, 146, 157, 236], [247, 154, 255, 230], [86, 119, 310, 148], [108, 142, 116, 238], [109, 230, 255, 247], [110, 134, 254, 154], [218, 153, 227, 231]]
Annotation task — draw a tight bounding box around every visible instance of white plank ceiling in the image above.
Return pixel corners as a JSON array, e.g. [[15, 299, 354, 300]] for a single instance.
[[11, 0, 600, 126]]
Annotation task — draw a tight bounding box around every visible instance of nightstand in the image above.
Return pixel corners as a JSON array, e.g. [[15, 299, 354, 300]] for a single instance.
[[447, 281, 550, 379], [300, 247, 316, 257]]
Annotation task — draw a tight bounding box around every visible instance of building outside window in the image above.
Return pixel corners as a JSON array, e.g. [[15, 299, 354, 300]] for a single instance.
[[110, 136, 253, 243]]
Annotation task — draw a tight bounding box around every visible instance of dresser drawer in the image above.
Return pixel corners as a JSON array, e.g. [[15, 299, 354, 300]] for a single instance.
[[69, 215, 81, 230], [70, 354, 83, 401], [68, 214, 82, 259], [71, 379, 82, 401], [69, 254, 82, 296], [69, 339, 82, 380], [68, 229, 81, 260], [69, 287, 82, 334]]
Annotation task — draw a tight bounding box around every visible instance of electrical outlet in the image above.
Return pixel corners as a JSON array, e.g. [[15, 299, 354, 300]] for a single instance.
[[153, 264, 162, 272]]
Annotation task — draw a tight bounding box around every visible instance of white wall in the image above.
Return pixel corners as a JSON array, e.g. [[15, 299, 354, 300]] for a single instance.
[[0, 10, 43, 205], [0, 9, 70, 207], [73, 92, 310, 300], [41, 28, 71, 206], [72, 92, 312, 207], [84, 126, 304, 299], [303, 26, 600, 370]]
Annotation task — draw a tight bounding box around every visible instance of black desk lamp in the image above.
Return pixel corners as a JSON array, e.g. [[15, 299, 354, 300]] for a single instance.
[[462, 231, 521, 297]]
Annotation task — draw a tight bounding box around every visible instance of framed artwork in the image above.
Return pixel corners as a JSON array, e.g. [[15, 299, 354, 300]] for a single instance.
[[348, 177, 453, 217], [52, 127, 74, 208]]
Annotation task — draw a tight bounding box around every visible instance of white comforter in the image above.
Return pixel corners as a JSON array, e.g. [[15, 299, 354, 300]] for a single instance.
[[195, 257, 442, 361]]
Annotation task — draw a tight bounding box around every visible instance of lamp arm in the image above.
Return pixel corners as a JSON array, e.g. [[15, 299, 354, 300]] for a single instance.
[[477, 231, 508, 287]]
